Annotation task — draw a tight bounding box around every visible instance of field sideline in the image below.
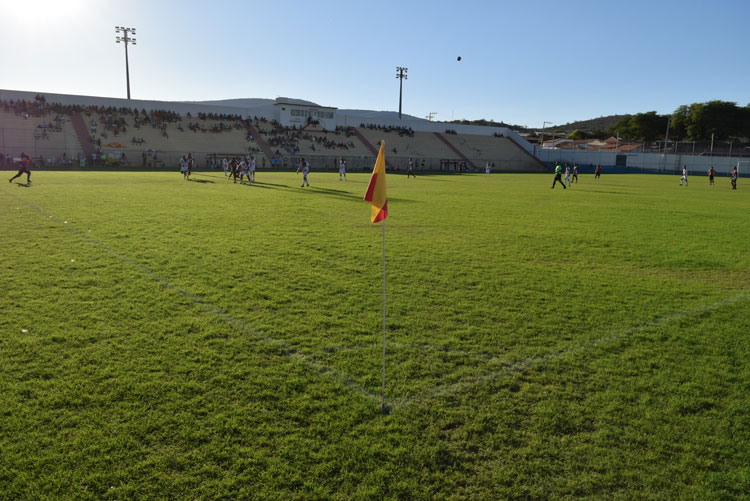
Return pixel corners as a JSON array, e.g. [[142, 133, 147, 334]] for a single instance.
[[1, 170, 749, 499]]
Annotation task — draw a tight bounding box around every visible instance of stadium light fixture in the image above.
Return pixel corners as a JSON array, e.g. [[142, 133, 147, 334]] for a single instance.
[[396, 67, 408, 120], [115, 26, 137, 99]]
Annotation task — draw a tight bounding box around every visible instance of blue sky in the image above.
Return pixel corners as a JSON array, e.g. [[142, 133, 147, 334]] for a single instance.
[[2, 0, 749, 127]]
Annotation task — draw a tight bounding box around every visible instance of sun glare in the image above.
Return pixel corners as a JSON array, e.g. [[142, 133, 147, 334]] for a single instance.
[[6, 0, 90, 26]]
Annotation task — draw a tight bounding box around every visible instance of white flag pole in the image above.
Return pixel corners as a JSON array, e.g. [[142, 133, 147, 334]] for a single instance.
[[381, 219, 387, 411]]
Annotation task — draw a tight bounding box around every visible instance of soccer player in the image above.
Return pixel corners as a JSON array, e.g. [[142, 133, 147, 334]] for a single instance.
[[564, 163, 571, 187], [594, 164, 601, 179], [708, 166, 716, 185], [250, 156, 256, 183], [180, 155, 189, 179], [8, 153, 33, 184], [407, 158, 415, 179], [731, 165, 738, 190], [572, 163, 579, 183], [300, 158, 310, 187], [680, 165, 688, 186], [229, 157, 239, 183], [239, 158, 249, 184], [551, 163, 566, 189], [222, 157, 230, 177], [339, 157, 346, 181], [186, 153, 194, 179]]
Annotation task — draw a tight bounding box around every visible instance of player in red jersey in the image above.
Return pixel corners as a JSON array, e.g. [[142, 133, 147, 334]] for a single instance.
[[8, 153, 34, 184]]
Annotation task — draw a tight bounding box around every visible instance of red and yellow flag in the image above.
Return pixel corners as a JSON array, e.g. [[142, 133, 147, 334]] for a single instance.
[[364, 141, 388, 223]]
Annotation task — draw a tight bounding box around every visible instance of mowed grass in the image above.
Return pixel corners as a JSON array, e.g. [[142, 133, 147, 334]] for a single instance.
[[1, 169, 749, 499]]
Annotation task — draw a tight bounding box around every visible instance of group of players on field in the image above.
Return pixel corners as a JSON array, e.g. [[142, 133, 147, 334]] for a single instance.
[[551, 163, 585, 189], [219, 156, 258, 184], [552, 162, 738, 190], [4, 151, 740, 191]]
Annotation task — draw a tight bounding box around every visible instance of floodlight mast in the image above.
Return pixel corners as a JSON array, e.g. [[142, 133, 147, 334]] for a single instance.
[[115, 26, 136, 99], [396, 67, 408, 120]]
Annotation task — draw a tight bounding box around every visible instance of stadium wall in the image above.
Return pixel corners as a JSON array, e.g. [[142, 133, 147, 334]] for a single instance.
[[0, 89, 537, 153], [536, 148, 745, 175]]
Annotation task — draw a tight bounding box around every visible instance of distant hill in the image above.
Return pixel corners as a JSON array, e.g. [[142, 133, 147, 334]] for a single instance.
[[184, 97, 320, 108], [443, 118, 530, 132], [544, 115, 630, 134]]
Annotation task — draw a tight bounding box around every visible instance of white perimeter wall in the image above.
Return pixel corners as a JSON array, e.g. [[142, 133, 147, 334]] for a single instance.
[[535, 147, 747, 175]]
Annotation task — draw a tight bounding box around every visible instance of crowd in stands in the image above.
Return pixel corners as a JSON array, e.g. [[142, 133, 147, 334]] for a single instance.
[[1, 94, 48, 118], [255, 118, 357, 153], [444, 129, 458, 135], [361, 123, 415, 137], [33, 115, 67, 140], [182, 121, 243, 133], [191, 111, 243, 121]]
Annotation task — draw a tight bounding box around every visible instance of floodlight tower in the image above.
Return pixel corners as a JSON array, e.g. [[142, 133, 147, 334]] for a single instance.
[[115, 26, 136, 99], [396, 67, 408, 120]]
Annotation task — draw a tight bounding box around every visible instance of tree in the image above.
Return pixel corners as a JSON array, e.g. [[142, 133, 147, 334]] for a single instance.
[[567, 129, 586, 140], [681, 101, 750, 140], [670, 105, 690, 140], [608, 112, 668, 141]]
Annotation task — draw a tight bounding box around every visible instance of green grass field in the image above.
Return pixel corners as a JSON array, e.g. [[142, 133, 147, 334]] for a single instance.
[[1, 170, 749, 499]]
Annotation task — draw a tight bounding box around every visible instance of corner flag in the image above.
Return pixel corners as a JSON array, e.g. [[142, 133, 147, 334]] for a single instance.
[[364, 141, 387, 223]]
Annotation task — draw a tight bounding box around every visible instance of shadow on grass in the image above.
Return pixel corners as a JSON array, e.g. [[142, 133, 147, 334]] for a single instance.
[[299, 186, 363, 201], [188, 178, 215, 184], [584, 189, 632, 195], [14, 182, 31, 188], [245, 182, 279, 190]]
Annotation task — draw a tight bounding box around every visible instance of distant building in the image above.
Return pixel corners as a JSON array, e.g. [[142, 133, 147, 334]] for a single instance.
[[274, 99, 337, 130]]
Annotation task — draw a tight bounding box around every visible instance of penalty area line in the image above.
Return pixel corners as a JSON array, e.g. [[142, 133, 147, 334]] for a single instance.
[[7, 192, 383, 407]]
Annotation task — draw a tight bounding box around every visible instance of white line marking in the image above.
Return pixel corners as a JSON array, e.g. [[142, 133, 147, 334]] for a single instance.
[[5, 190, 747, 413], [6, 192, 382, 405]]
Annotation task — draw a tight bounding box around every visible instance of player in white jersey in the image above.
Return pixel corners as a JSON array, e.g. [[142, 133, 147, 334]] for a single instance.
[[339, 158, 346, 180], [180, 156, 188, 179], [239, 159, 249, 184], [564, 164, 571, 187], [250, 157, 256, 183], [680, 165, 688, 186], [300, 158, 310, 187], [407, 158, 415, 179], [485, 161, 491, 176], [223, 158, 230, 177]]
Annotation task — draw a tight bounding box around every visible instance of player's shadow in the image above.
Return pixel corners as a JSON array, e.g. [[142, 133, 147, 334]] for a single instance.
[[302, 186, 363, 201], [247, 182, 279, 190], [189, 178, 214, 184], [15, 182, 31, 188]]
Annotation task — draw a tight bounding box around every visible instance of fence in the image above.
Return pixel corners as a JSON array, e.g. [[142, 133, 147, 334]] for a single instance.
[[0, 128, 80, 160], [535, 147, 750, 176], [71, 151, 474, 172]]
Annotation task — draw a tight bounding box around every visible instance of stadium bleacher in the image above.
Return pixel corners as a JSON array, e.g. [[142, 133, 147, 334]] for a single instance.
[[0, 110, 82, 164], [0, 93, 546, 172]]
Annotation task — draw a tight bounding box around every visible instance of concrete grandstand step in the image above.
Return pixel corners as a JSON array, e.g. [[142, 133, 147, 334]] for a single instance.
[[242, 120, 275, 160], [352, 128, 393, 168], [71, 113, 97, 158], [433, 132, 476, 169]]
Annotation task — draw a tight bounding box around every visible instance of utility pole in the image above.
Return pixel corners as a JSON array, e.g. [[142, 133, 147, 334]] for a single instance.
[[425, 112, 437, 121], [540, 121, 553, 149], [396, 67, 408, 120], [115, 26, 136, 99]]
